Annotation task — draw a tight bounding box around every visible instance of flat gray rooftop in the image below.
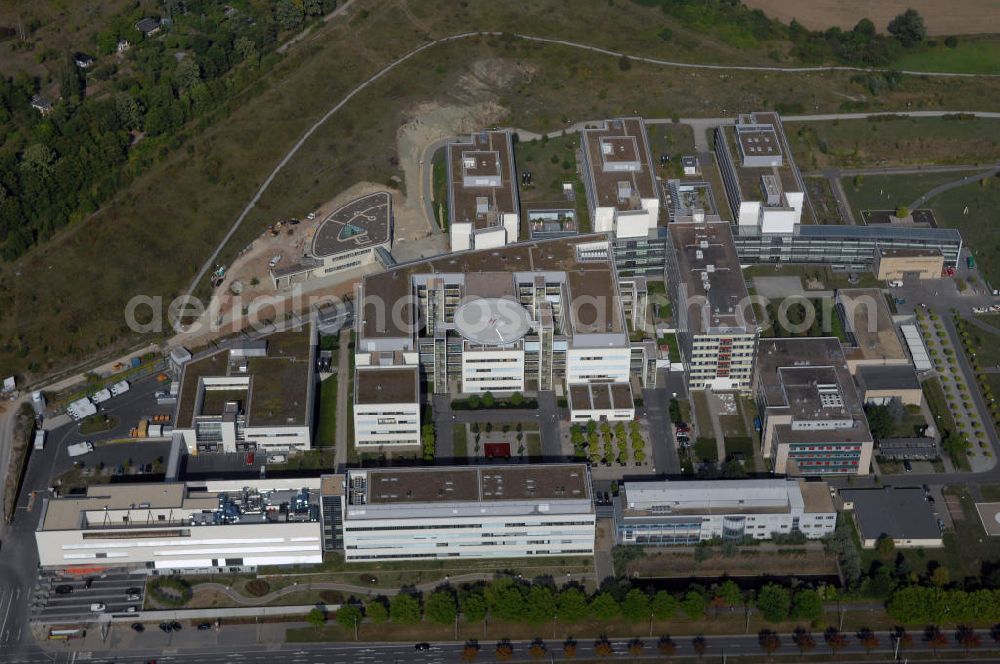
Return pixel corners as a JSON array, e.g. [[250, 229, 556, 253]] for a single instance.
[[842, 487, 941, 541], [669, 221, 754, 334], [354, 464, 591, 506]]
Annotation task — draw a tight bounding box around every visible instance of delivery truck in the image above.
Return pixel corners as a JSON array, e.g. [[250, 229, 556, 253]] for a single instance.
[[66, 442, 94, 458]]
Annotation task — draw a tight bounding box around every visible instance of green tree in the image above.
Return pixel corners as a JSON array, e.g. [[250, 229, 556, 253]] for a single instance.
[[487, 581, 526, 623], [716, 580, 742, 610], [461, 592, 488, 624], [481, 391, 496, 408], [174, 57, 202, 92], [756, 584, 791, 623], [425, 590, 457, 625], [864, 404, 893, 441], [944, 36, 959, 48], [621, 589, 650, 623], [366, 598, 389, 624], [931, 566, 951, 587], [59, 53, 85, 101], [651, 590, 678, 620], [888, 9, 926, 47], [336, 604, 362, 633], [680, 591, 706, 620], [274, 0, 304, 29], [114, 93, 142, 130], [510, 391, 524, 407], [524, 585, 556, 626], [306, 607, 326, 627], [557, 587, 589, 623], [390, 593, 421, 625], [589, 592, 620, 621], [790, 589, 823, 622], [875, 534, 895, 559], [894, 205, 910, 219]]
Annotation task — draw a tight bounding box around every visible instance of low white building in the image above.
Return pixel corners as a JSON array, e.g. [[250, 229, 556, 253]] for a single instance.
[[567, 383, 634, 423], [35, 480, 323, 572], [341, 465, 595, 561], [353, 363, 421, 449], [614, 478, 836, 545], [173, 327, 316, 454]]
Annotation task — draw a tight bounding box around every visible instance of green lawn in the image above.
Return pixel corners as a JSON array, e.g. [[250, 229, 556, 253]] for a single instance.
[[691, 390, 714, 439], [803, 176, 843, 224], [315, 376, 337, 447], [693, 437, 718, 463], [923, 176, 1000, 289], [645, 122, 695, 180], [513, 133, 591, 234], [894, 39, 1000, 75], [787, 117, 1000, 169], [431, 147, 449, 230], [656, 332, 680, 362], [842, 170, 984, 223], [79, 414, 118, 435], [452, 424, 468, 459], [723, 436, 754, 461], [743, 264, 880, 290], [957, 318, 1000, 369], [526, 432, 542, 459]]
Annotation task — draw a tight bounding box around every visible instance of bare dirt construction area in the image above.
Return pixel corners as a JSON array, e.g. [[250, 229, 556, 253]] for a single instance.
[[743, 0, 1000, 35]]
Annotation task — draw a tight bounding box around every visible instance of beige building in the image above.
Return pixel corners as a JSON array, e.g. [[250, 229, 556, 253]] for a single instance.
[[836, 288, 910, 374], [857, 364, 923, 406], [875, 248, 944, 281], [756, 337, 873, 476]]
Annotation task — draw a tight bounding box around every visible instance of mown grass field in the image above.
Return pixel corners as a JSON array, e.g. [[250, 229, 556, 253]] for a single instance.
[[8, 0, 1000, 380], [923, 176, 1000, 288], [894, 39, 1000, 75], [787, 117, 1000, 169], [841, 170, 982, 221]]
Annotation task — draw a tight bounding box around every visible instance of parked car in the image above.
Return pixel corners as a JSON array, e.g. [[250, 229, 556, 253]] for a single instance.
[[159, 622, 172, 632], [54, 585, 73, 595], [171, 621, 182, 632], [131, 623, 145, 632], [90, 603, 106, 612], [246, 452, 255, 466], [268, 255, 282, 269], [127, 593, 141, 601], [126, 606, 138, 613], [415, 643, 431, 651], [903, 460, 913, 472], [197, 622, 213, 631]]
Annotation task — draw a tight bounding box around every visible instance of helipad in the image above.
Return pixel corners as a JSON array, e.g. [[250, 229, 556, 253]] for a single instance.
[[454, 298, 531, 346]]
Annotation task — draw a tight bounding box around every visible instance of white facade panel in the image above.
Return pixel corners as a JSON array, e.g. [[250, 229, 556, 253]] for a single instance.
[[566, 347, 631, 384], [461, 349, 525, 393]]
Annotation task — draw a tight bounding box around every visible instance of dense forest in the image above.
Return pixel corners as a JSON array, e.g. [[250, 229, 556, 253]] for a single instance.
[[0, 0, 336, 261]]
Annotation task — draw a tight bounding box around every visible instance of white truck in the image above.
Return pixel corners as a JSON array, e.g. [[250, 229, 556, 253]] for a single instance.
[[67, 442, 94, 458], [888, 280, 904, 288], [67, 398, 97, 420], [109, 380, 130, 397], [33, 430, 46, 451], [90, 388, 112, 404]]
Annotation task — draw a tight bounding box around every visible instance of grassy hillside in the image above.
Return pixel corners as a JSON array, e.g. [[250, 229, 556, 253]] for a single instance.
[[4, 0, 1000, 381]]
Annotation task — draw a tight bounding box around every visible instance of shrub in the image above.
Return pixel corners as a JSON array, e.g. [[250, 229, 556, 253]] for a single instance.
[[149, 577, 193, 607], [245, 579, 271, 597]]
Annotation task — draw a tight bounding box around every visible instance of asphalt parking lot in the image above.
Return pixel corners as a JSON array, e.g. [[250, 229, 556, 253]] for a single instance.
[[31, 569, 146, 624]]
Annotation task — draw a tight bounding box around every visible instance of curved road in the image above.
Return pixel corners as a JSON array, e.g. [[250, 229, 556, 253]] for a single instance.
[[907, 164, 1000, 210], [183, 21, 1000, 300]]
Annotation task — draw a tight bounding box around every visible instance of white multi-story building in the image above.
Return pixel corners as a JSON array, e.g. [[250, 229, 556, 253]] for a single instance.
[[341, 465, 596, 561], [354, 236, 652, 424], [614, 478, 836, 545], [173, 327, 316, 454], [580, 118, 660, 239], [447, 131, 520, 252], [669, 221, 758, 393], [756, 337, 874, 476], [714, 112, 807, 234], [353, 363, 421, 449], [35, 480, 323, 572]]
